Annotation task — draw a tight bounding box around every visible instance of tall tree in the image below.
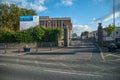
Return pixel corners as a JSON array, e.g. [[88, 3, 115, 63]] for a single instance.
[[0, 3, 37, 31]]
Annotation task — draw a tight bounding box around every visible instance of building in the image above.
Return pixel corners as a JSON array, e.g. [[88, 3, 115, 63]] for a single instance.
[[39, 16, 72, 39], [39, 16, 72, 30], [113, 27, 120, 39]]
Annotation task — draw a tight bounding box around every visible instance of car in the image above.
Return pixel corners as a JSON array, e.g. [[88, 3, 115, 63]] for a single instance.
[[115, 38, 120, 49], [108, 43, 117, 52]]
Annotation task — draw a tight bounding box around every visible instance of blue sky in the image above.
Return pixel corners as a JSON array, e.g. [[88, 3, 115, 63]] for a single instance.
[[1, 0, 120, 35]]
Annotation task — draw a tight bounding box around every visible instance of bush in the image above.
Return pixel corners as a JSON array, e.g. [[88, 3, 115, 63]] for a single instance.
[[0, 30, 16, 43], [0, 26, 62, 43], [42, 28, 62, 42]]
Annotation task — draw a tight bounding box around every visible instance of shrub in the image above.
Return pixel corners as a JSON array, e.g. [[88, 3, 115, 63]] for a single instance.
[[0, 26, 62, 43]]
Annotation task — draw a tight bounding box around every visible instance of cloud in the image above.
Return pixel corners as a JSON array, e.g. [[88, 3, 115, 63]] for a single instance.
[[0, 0, 47, 12], [61, 0, 73, 6], [56, 0, 73, 7], [73, 25, 93, 36], [95, 0, 120, 22]]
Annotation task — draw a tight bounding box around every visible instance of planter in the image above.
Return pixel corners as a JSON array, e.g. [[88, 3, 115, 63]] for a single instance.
[[24, 48, 31, 52]]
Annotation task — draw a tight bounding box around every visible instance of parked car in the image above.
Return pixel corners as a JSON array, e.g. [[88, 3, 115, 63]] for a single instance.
[[108, 43, 117, 52], [115, 38, 120, 49]]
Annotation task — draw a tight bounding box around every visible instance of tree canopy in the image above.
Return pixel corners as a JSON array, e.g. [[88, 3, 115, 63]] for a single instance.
[[81, 31, 89, 38], [104, 24, 115, 36], [0, 3, 36, 31]]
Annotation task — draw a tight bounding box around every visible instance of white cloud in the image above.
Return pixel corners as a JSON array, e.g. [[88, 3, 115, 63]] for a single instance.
[[103, 12, 120, 22], [92, 17, 96, 22], [1, 0, 47, 12], [56, 0, 73, 7], [95, 0, 120, 22], [61, 0, 73, 6], [73, 25, 93, 36]]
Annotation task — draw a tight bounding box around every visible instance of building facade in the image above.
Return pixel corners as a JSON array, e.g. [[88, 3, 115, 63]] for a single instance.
[[39, 16, 72, 30]]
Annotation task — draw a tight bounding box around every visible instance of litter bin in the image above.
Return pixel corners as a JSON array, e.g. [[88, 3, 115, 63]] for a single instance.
[[24, 48, 30, 52]]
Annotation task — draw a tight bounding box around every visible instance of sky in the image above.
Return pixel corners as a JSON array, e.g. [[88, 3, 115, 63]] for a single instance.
[[1, 0, 120, 36]]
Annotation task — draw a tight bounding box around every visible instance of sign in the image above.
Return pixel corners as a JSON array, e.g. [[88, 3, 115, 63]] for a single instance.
[[20, 16, 39, 30], [103, 36, 114, 41]]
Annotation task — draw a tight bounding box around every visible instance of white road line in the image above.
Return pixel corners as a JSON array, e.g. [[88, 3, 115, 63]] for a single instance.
[[0, 63, 7, 66], [99, 47, 105, 61], [105, 54, 120, 58], [44, 70, 103, 77]]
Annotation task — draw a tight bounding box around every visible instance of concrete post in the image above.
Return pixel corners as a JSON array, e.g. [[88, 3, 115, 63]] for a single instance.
[[98, 23, 103, 46], [64, 26, 69, 47]]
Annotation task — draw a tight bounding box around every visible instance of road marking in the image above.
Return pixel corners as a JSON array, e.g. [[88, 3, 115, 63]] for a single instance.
[[0, 63, 7, 66], [44, 70, 103, 77], [105, 54, 120, 58], [99, 47, 105, 61]]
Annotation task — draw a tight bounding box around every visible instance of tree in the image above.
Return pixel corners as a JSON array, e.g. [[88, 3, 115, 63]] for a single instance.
[[0, 3, 37, 31], [104, 24, 115, 36], [81, 31, 89, 38]]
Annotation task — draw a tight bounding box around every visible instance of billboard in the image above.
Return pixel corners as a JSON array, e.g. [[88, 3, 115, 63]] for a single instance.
[[20, 16, 39, 30]]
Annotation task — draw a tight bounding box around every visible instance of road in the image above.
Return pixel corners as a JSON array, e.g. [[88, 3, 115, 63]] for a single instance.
[[0, 40, 120, 80]]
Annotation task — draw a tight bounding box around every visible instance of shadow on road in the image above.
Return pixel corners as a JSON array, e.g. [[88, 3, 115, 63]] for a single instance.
[[26, 52, 76, 55], [25, 48, 98, 55]]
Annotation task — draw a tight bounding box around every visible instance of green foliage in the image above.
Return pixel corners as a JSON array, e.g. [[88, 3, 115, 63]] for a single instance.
[[42, 28, 62, 42], [81, 31, 89, 38], [0, 30, 16, 43], [0, 3, 36, 31], [31, 26, 45, 42], [0, 26, 62, 43], [104, 24, 115, 36]]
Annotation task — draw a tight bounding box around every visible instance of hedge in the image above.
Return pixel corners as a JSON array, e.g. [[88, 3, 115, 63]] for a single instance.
[[0, 26, 62, 43]]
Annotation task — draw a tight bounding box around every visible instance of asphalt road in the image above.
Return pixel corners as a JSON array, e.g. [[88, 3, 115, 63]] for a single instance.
[[0, 40, 120, 80]]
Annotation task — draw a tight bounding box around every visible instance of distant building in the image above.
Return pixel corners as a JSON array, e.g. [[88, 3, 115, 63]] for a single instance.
[[112, 27, 120, 39], [39, 16, 72, 39], [39, 16, 72, 30], [88, 31, 98, 41], [19, 16, 72, 39]]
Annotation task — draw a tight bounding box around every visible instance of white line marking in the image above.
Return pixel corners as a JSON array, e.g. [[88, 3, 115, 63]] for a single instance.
[[0, 64, 7, 66], [44, 70, 103, 77], [99, 47, 105, 61]]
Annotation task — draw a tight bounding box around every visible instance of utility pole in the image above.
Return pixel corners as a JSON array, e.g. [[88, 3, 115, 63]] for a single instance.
[[113, 0, 116, 41]]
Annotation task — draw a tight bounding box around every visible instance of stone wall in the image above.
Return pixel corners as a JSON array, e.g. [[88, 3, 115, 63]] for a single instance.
[[6, 43, 36, 49]]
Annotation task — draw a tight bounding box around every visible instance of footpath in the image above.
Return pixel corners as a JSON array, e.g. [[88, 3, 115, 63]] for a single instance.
[[0, 46, 89, 56]]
